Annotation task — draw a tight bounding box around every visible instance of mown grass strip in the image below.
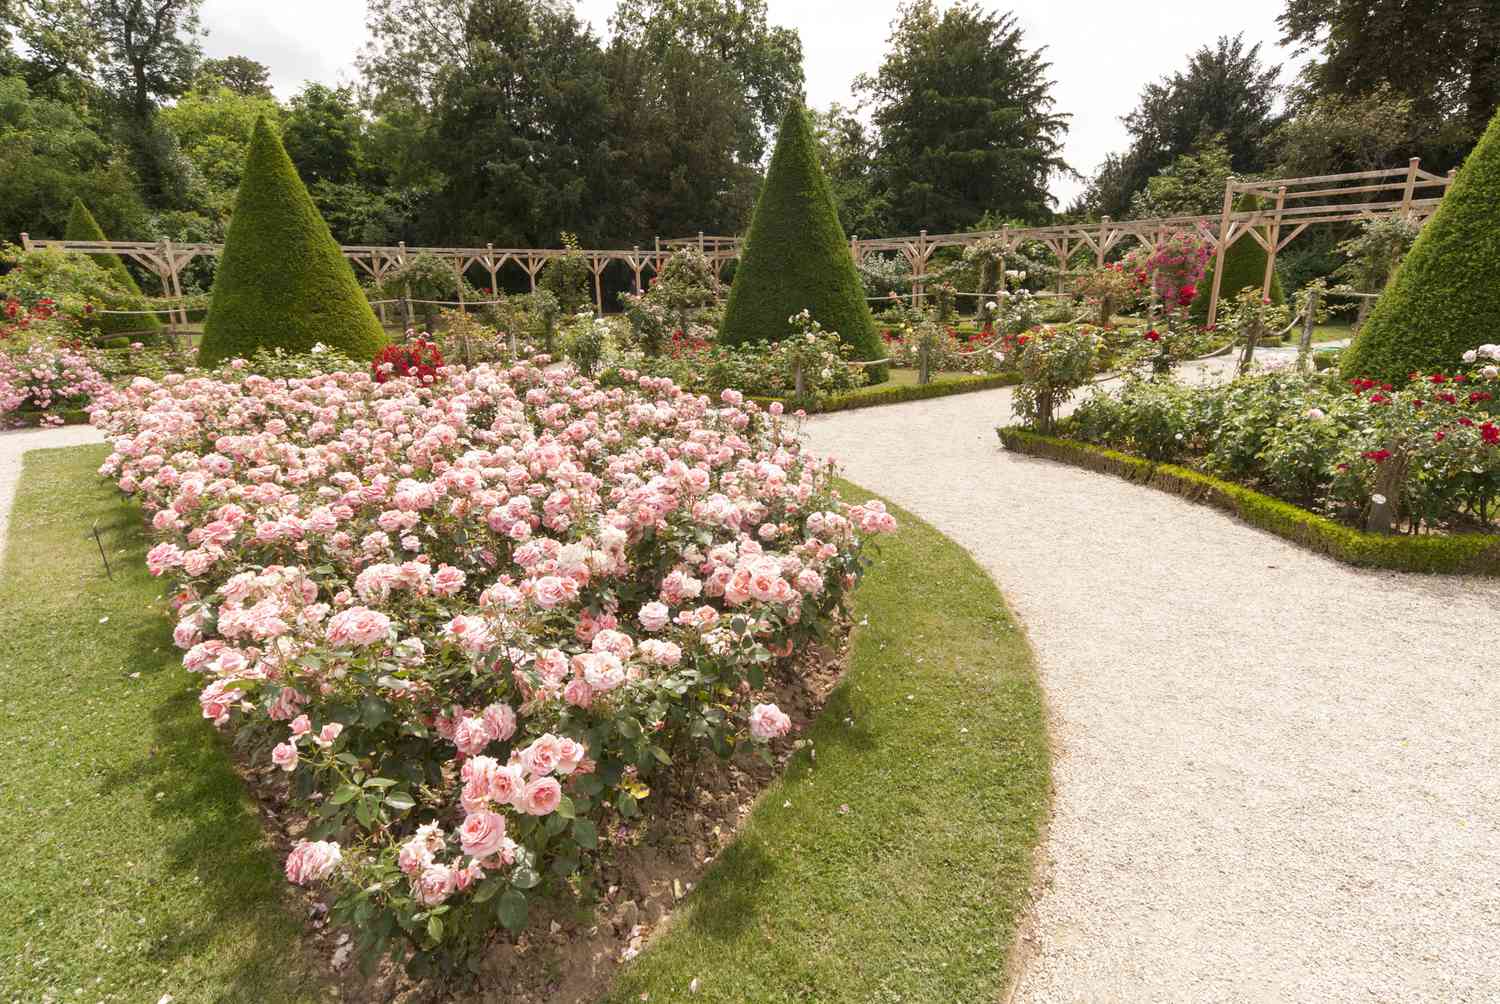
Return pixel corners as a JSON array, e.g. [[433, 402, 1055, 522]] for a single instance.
[[605, 481, 1050, 1003], [998, 426, 1500, 575], [0, 445, 328, 1004]]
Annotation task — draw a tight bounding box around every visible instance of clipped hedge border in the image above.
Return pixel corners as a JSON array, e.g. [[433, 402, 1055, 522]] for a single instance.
[[997, 426, 1500, 576], [750, 371, 1020, 414]]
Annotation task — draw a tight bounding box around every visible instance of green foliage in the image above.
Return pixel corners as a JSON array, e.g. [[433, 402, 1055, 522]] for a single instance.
[[999, 426, 1500, 574], [159, 84, 284, 222], [63, 198, 162, 336], [858, 0, 1067, 230], [0, 243, 149, 338], [1010, 323, 1100, 432], [282, 83, 363, 186], [0, 74, 149, 241], [1129, 135, 1236, 219], [720, 103, 885, 381], [1332, 216, 1420, 293], [1341, 109, 1500, 382], [1189, 198, 1285, 323], [198, 117, 386, 366], [538, 233, 594, 316]]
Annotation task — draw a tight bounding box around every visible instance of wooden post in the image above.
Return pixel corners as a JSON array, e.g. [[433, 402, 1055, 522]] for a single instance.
[[1097, 216, 1110, 266], [485, 243, 499, 301], [794, 364, 806, 399], [1263, 186, 1286, 299], [1400, 157, 1420, 217], [631, 246, 643, 293], [1206, 181, 1236, 327], [590, 256, 606, 315], [19, 232, 32, 252], [1297, 285, 1318, 372], [913, 230, 928, 307]]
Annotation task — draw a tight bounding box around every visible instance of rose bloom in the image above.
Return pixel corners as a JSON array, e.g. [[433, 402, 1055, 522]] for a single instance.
[[414, 863, 456, 906], [285, 839, 341, 885], [563, 677, 594, 708], [638, 601, 670, 632], [519, 733, 562, 776], [271, 741, 299, 771], [458, 809, 508, 858], [482, 702, 517, 742], [520, 776, 562, 816], [748, 703, 792, 741], [452, 715, 492, 756], [488, 763, 527, 807], [397, 835, 433, 875], [325, 606, 392, 647]]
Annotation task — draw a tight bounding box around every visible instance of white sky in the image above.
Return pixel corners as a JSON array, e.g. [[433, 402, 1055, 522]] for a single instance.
[[200, 0, 1310, 207]]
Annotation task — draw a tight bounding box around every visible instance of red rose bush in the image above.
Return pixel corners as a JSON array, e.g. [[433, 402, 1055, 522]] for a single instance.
[[93, 359, 895, 971]]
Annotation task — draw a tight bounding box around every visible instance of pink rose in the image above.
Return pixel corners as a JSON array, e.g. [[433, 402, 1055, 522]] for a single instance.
[[458, 810, 508, 858], [520, 776, 562, 816], [315, 722, 343, 747], [452, 716, 492, 756], [748, 703, 792, 741], [285, 839, 341, 885], [638, 601, 670, 632], [325, 606, 391, 647], [414, 863, 456, 906], [519, 734, 561, 776], [563, 677, 594, 709], [271, 741, 299, 771], [488, 764, 526, 807], [482, 702, 517, 742]]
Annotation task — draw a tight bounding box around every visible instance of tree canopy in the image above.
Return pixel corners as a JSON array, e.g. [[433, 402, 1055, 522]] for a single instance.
[[857, 0, 1069, 231]]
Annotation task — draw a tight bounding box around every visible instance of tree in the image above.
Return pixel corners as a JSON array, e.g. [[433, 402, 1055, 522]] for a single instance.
[[1340, 108, 1500, 382], [198, 117, 386, 365], [282, 83, 362, 186], [1271, 86, 1415, 177], [1129, 136, 1236, 219], [64, 196, 162, 336], [1280, 0, 1500, 163], [195, 55, 271, 96], [1082, 34, 1281, 219], [422, 0, 614, 246], [0, 74, 148, 241], [1, 0, 99, 94], [720, 103, 884, 380], [158, 84, 283, 220], [602, 0, 802, 239], [858, 0, 1068, 231], [90, 0, 203, 118], [812, 103, 889, 237]]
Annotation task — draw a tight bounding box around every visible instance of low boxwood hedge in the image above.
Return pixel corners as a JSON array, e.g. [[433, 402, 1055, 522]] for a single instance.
[[997, 426, 1500, 575], [751, 372, 1020, 414]]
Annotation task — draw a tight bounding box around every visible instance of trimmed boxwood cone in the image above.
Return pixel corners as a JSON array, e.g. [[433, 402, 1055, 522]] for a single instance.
[[1190, 194, 1284, 325], [1341, 108, 1500, 382], [64, 198, 164, 339], [721, 103, 887, 383], [198, 117, 386, 367]]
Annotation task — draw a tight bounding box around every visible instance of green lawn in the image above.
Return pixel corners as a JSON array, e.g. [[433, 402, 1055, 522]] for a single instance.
[[0, 446, 327, 1004], [605, 482, 1050, 1003]]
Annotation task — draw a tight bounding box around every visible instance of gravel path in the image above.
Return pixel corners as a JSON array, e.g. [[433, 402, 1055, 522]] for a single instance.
[[0, 424, 105, 569], [802, 382, 1500, 1003]]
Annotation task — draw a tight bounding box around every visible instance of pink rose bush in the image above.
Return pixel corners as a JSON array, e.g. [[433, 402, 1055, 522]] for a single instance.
[[94, 358, 894, 969], [0, 340, 110, 427]]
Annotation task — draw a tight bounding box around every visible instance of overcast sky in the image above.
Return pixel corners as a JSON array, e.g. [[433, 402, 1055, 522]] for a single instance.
[[199, 0, 1310, 207]]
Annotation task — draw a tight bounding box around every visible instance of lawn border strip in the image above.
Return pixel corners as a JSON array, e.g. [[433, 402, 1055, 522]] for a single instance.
[[997, 425, 1500, 576]]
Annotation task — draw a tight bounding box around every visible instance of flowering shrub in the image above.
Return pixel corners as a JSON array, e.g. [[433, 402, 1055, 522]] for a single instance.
[[0, 339, 111, 427], [1009, 324, 1100, 432], [0, 244, 152, 339], [1072, 263, 1139, 327], [620, 249, 721, 357], [1122, 229, 1211, 308], [93, 360, 895, 972], [1068, 355, 1500, 530], [373, 336, 444, 384]]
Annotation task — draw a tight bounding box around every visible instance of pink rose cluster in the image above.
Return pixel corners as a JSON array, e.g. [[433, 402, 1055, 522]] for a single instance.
[[93, 358, 894, 948]]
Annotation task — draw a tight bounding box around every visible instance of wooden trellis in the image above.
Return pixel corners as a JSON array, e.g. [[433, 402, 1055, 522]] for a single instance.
[[20, 159, 1456, 327]]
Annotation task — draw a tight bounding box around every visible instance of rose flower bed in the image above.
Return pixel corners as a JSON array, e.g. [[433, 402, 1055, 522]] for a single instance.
[[91, 359, 895, 978]]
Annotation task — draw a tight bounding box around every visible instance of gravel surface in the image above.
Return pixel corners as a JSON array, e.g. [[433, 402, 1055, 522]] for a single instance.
[[0, 425, 105, 570], [802, 379, 1500, 1003]]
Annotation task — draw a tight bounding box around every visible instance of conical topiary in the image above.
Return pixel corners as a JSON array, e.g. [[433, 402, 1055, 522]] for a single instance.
[[198, 117, 386, 366], [65, 198, 164, 340], [1190, 195, 1284, 325], [721, 103, 886, 383], [1341, 109, 1500, 382]]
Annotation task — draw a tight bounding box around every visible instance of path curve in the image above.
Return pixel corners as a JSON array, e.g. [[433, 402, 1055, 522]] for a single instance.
[[802, 382, 1500, 1003], [0, 424, 106, 570]]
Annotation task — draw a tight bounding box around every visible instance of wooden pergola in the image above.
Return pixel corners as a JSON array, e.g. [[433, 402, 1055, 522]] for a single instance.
[[20, 160, 1454, 327]]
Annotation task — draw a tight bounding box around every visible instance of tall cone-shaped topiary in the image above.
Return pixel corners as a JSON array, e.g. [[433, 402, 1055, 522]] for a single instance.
[[65, 198, 163, 339], [1189, 194, 1284, 325], [721, 103, 886, 382], [198, 117, 386, 366], [1341, 109, 1500, 382]]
